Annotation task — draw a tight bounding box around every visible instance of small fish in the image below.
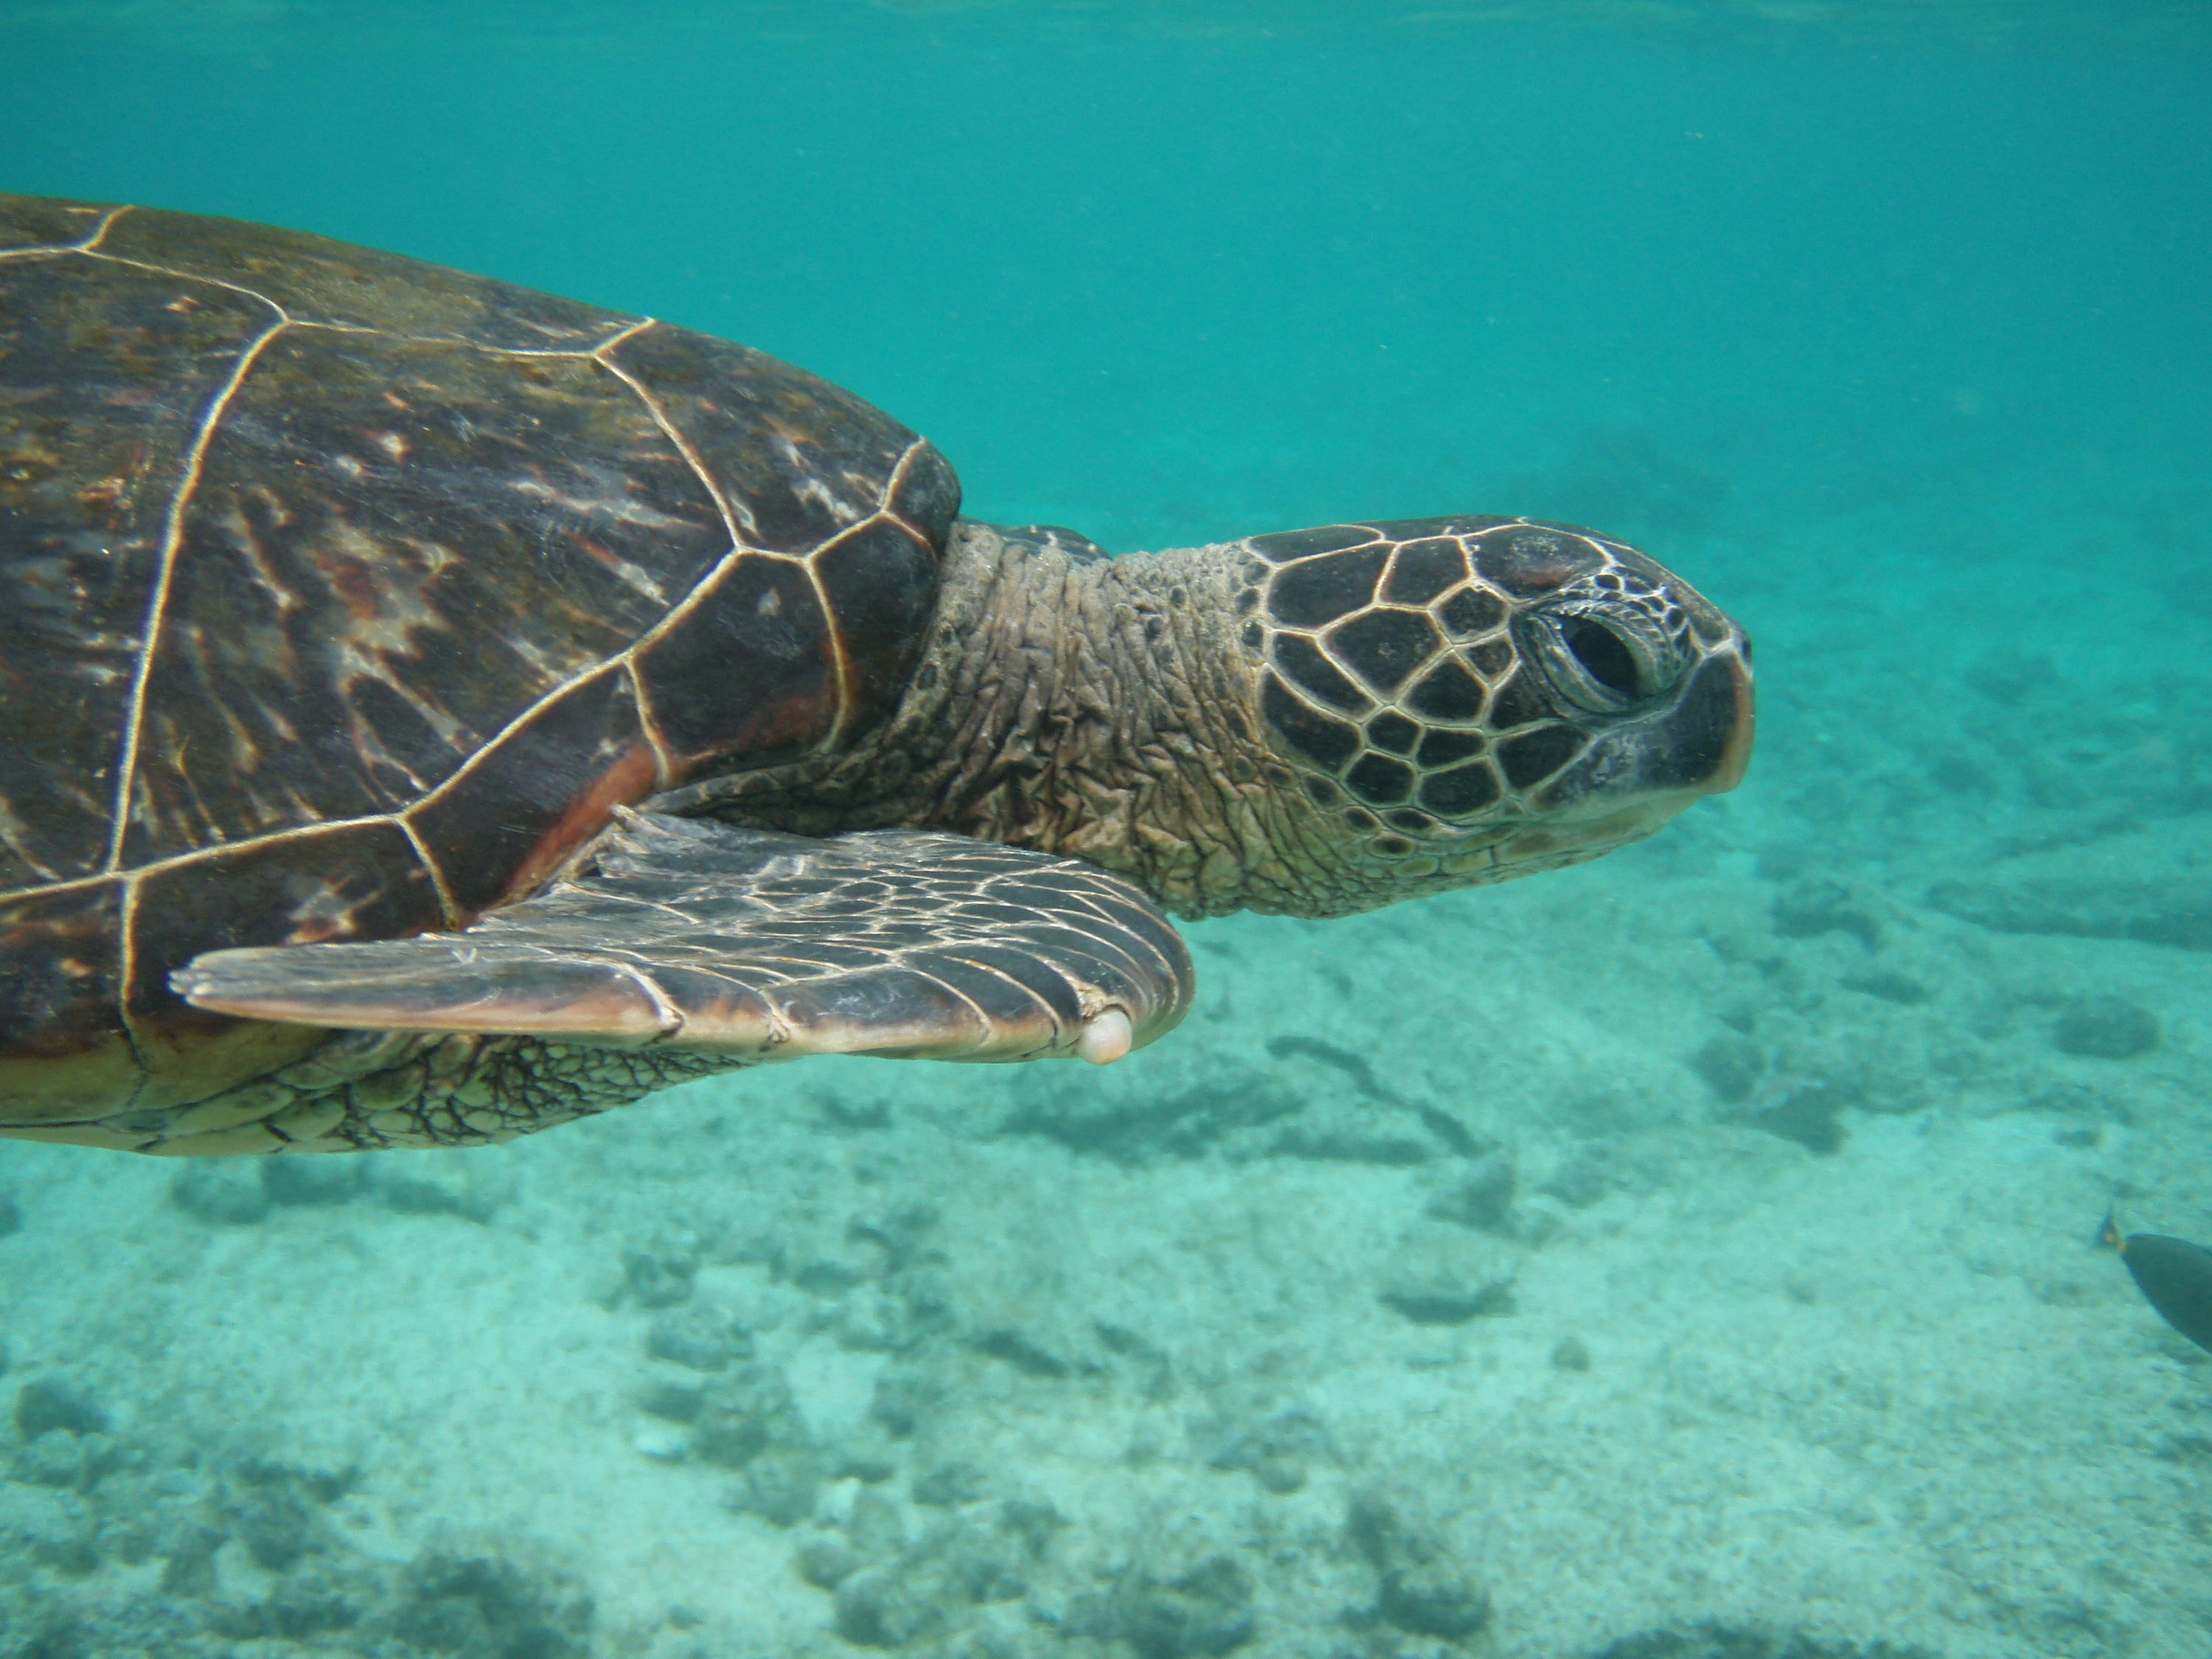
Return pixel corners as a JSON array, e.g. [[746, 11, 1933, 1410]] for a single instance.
[[2101, 1208, 2212, 1354]]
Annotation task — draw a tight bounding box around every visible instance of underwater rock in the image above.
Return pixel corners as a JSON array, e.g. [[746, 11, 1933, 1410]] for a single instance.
[[793, 1252, 872, 1295], [801, 1486, 910, 1590], [1107, 1552, 1256, 1659], [1267, 1104, 1439, 1166], [835, 1279, 957, 1354], [998, 1498, 1064, 1561], [1837, 969, 1932, 1006], [1541, 1150, 1618, 1209], [0, 1416, 589, 1659], [168, 1161, 272, 1225], [850, 1487, 911, 1559], [644, 1304, 754, 1373], [914, 1460, 989, 1507], [1347, 1492, 1492, 1644], [1690, 1032, 1764, 1104], [824, 1435, 900, 1486], [1004, 1065, 1302, 1163], [798, 1536, 863, 1591], [229, 1471, 322, 1571], [383, 1543, 594, 1659], [0, 1480, 100, 1573], [158, 1521, 225, 1598], [2052, 995, 2159, 1060], [638, 1374, 706, 1425], [1739, 1081, 1855, 1155], [1263, 1034, 1482, 1164], [1093, 1320, 1176, 1405], [847, 1202, 944, 1272], [208, 1555, 373, 1644], [1552, 1336, 1594, 1371], [835, 1557, 958, 1648], [0, 1192, 18, 1236], [1587, 1624, 1934, 1658], [1194, 1402, 1329, 1497], [732, 1446, 821, 1528], [622, 1234, 700, 1310], [1380, 1554, 1492, 1641], [1012, 1046, 1474, 1168], [1773, 880, 1884, 949], [1927, 874, 2212, 952], [16, 1427, 100, 1490], [869, 1367, 943, 1439], [967, 1324, 1078, 1380], [1371, 1283, 1513, 1336], [15, 1375, 110, 1440], [198, 1539, 594, 1656], [688, 1361, 811, 1470], [829, 1502, 1045, 1649], [1424, 1147, 1519, 1231]]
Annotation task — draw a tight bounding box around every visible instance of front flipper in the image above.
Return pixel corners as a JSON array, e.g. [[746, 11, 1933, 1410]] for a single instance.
[[175, 812, 1193, 1066]]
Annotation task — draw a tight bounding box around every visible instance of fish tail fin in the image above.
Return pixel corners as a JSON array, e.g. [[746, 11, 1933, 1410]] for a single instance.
[[2098, 1206, 2126, 1252]]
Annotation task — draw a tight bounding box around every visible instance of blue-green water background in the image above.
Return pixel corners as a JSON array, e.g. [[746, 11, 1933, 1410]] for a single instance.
[[6, 4, 2212, 1653], [8, 2, 2208, 584]]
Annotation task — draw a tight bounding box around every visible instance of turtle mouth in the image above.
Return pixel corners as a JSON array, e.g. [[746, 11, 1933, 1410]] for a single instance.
[[1708, 640, 1756, 793]]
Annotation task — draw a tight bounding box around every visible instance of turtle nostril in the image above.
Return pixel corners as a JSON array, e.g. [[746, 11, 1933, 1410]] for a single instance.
[[1561, 616, 1641, 699]]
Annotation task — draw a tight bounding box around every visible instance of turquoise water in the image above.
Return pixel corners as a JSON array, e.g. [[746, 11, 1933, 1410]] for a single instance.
[[4, 4, 2211, 1656]]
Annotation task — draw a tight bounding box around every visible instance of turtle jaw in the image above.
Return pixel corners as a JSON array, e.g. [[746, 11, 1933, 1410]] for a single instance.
[[1501, 621, 1755, 860], [1705, 628, 1756, 794]]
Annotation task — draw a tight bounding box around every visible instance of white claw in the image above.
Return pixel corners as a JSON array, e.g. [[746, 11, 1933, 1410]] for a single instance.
[[1076, 1007, 1134, 1065]]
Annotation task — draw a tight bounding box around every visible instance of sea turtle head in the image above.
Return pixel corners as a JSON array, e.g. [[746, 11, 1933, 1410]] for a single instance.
[[658, 513, 1750, 924], [1235, 516, 1753, 911]]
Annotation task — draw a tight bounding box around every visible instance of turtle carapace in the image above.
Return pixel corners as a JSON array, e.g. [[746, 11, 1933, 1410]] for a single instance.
[[0, 196, 1755, 1154]]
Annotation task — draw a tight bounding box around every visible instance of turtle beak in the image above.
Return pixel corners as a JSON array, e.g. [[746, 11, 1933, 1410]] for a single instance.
[[1706, 628, 1756, 796], [1614, 623, 1755, 803], [1515, 621, 1753, 855]]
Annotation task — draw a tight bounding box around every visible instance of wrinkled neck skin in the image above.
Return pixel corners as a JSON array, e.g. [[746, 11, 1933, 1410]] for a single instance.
[[664, 521, 1349, 919]]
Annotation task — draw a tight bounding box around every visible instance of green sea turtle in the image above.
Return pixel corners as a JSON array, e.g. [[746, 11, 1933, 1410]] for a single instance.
[[0, 195, 1753, 1156]]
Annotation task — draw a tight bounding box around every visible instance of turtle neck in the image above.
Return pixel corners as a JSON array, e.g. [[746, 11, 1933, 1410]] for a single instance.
[[655, 519, 1357, 919]]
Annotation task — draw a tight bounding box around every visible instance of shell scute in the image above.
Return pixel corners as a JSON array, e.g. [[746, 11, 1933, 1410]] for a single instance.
[[96, 204, 635, 351], [407, 664, 653, 916], [0, 252, 275, 886], [116, 325, 731, 867], [630, 553, 835, 769], [888, 442, 962, 543], [1466, 523, 1601, 597], [0, 882, 131, 1123], [815, 517, 942, 737], [0, 196, 116, 251], [1267, 544, 1391, 630], [1380, 538, 1467, 605], [605, 322, 934, 554]]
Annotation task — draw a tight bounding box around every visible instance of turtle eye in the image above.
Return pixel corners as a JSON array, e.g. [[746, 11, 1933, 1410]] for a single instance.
[[1559, 615, 1641, 700], [1520, 603, 1684, 715]]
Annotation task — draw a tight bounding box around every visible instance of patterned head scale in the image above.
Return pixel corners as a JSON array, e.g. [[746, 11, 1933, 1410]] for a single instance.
[[1234, 518, 1753, 874]]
